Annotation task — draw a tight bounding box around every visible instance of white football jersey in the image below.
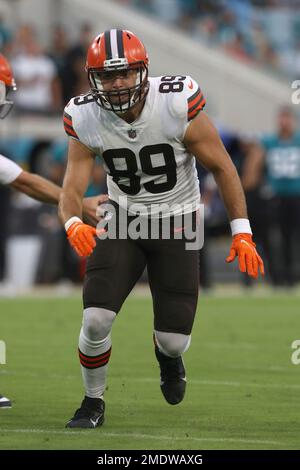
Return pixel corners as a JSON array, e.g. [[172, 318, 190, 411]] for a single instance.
[[63, 75, 206, 217]]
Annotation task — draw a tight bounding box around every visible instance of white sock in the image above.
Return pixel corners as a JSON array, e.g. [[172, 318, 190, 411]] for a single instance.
[[78, 328, 112, 399]]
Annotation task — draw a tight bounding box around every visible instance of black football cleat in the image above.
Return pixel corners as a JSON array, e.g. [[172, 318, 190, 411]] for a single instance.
[[66, 396, 105, 428], [155, 345, 186, 405], [0, 394, 12, 408]]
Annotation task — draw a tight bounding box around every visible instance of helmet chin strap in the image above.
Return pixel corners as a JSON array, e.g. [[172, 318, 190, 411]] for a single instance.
[[114, 98, 139, 116], [113, 81, 149, 115]]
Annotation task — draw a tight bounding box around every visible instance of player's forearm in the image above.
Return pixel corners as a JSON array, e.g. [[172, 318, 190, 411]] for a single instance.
[[213, 166, 248, 221], [59, 188, 83, 225], [11, 172, 61, 204]]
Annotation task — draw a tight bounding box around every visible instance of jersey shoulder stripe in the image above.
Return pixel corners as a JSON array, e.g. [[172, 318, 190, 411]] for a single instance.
[[63, 111, 79, 140], [187, 87, 206, 121]]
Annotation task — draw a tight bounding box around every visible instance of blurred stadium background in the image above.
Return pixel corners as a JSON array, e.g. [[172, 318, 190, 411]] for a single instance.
[[1, 0, 300, 452], [0, 0, 299, 293]]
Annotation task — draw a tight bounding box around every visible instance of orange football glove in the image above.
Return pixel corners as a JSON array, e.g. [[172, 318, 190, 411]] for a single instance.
[[226, 233, 264, 279], [67, 221, 97, 257]]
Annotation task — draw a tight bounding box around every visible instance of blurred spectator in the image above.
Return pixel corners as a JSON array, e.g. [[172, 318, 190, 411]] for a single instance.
[[0, 14, 12, 54], [223, 31, 253, 63], [280, 39, 300, 79], [48, 24, 70, 73], [251, 30, 279, 70], [11, 25, 62, 114], [262, 2, 294, 52], [133, 0, 154, 15], [226, 0, 253, 37], [48, 24, 71, 106], [242, 107, 300, 287], [218, 8, 238, 46], [177, 0, 198, 32], [63, 22, 93, 103], [113, 0, 300, 79], [193, 15, 218, 45], [152, 0, 181, 25]]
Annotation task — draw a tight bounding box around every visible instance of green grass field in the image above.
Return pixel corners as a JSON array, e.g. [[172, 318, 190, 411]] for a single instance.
[[0, 292, 299, 450]]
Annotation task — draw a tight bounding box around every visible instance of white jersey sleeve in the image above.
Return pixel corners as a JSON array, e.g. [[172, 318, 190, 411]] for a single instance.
[[166, 75, 206, 140], [0, 154, 23, 185], [63, 94, 98, 150]]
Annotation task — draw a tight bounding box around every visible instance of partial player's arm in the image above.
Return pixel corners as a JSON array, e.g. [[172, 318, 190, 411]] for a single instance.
[[184, 112, 247, 220], [9, 160, 106, 226], [11, 171, 61, 204], [183, 112, 264, 278], [59, 138, 95, 221], [59, 138, 98, 257], [0, 153, 62, 204]]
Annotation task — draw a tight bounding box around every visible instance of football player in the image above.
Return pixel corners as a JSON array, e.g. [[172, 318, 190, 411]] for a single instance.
[[0, 52, 106, 408], [59, 29, 264, 428], [242, 106, 300, 286]]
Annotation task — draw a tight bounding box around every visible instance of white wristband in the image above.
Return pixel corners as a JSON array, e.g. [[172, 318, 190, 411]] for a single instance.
[[230, 218, 252, 236], [64, 216, 82, 232]]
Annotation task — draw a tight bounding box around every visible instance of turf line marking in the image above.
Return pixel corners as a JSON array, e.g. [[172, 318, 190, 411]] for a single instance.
[[227, 365, 289, 373], [0, 429, 283, 446], [1, 370, 299, 390], [204, 342, 258, 350], [132, 378, 300, 390]]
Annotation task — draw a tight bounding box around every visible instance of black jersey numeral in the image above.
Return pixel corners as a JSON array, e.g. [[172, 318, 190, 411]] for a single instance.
[[73, 94, 95, 105], [102, 144, 177, 195], [140, 144, 177, 194], [101, 148, 141, 195], [159, 76, 186, 94]]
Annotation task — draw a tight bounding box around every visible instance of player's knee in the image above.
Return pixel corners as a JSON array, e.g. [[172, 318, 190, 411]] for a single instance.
[[154, 331, 191, 357], [83, 307, 116, 341]]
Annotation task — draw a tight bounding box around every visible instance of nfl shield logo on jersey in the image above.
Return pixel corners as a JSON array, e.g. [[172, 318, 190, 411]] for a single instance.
[[128, 129, 137, 139]]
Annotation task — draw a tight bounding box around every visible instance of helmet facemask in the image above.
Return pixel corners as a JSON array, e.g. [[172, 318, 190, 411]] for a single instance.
[[88, 60, 149, 114]]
